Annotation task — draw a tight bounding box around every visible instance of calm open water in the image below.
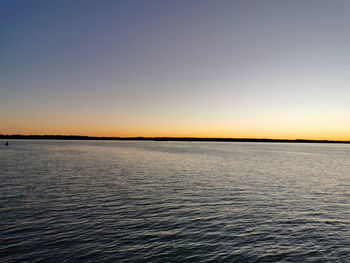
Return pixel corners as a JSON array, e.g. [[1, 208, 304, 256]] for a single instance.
[[1, 140, 350, 262]]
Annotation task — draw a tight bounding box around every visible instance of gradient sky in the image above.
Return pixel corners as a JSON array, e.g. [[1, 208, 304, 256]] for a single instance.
[[1, 0, 350, 139]]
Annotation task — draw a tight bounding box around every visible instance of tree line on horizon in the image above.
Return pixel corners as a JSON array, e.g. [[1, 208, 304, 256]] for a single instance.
[[0, 134, 349, 143]]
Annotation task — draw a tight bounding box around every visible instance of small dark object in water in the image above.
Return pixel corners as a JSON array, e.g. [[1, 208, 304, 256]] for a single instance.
[[5, 141, 9, 146]]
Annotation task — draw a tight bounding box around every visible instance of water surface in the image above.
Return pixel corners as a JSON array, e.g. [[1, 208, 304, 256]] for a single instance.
[[1, 140, 350, 262]]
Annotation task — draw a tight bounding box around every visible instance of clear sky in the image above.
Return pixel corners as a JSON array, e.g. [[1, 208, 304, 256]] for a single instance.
[[1, 0, 349, 139]]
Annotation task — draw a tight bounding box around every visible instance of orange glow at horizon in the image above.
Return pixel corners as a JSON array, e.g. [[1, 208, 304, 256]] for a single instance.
[[2, 120, 350, 141], [2, 106, 350, 140]]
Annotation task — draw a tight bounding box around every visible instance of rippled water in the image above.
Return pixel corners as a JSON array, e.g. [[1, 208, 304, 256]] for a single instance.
[[1, 140, 350, 262]]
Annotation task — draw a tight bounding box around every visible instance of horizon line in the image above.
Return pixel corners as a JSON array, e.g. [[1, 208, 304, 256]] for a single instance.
[[1, 134, 349, 144]]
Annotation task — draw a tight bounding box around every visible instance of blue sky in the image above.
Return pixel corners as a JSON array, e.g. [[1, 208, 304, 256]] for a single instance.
[[1, 0, 349, 139]]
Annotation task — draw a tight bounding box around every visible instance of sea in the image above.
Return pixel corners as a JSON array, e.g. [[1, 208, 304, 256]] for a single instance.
[[1, 140, 350, 262]]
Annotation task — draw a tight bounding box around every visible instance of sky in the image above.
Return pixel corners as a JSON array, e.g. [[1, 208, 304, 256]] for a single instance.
[[1, 0, 350, 140]]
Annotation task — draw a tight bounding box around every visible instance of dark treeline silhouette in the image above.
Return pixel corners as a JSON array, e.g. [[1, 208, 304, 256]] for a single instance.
[[0, 134, 349, 144]]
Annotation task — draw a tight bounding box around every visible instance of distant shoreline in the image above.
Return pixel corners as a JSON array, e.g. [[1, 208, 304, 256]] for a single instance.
[[1, 135, 349, 144]]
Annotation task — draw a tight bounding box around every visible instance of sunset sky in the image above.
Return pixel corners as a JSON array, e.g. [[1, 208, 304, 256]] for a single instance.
[[1, 0, 349, 140]]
